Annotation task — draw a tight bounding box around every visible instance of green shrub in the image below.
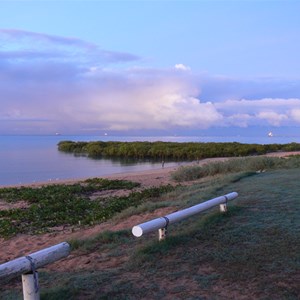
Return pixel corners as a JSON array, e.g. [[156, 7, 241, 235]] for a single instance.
[[58, 140, 300, 160], [171, 156, 299, 181]]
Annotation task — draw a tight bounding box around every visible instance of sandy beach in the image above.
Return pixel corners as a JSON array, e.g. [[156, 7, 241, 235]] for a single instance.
[[1, 157, 242, 190], [3, 151, 300, 190], [1, 151, 300, 268]]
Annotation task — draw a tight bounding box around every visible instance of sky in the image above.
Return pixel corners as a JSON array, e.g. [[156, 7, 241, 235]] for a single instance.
[[0, 0, 300, 137]]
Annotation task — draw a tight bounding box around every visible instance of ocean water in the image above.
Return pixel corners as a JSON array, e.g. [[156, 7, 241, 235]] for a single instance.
[[0, 134, 299, 186]]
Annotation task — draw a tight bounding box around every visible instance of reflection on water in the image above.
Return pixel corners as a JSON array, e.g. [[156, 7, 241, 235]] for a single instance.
[[0, 134, 299, 186], [0, 136, 180, 186]]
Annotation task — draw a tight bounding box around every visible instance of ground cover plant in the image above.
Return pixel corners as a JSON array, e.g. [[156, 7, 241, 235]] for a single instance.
[[1, 159, 299, 299], [0, 178, 174, 238]]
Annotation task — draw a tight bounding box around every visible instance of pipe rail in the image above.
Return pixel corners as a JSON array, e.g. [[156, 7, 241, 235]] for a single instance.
[[0, 242, 70, 300], [1, 193, 238, 298], [132, 192, 238, 240]]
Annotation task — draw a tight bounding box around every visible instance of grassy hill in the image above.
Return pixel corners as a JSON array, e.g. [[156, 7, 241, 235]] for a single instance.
[[0, 158, 299, 299]]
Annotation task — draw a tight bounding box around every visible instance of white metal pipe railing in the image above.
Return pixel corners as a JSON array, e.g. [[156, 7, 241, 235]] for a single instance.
[[132, 192, 238, 240], [0, 242, 70, 300]]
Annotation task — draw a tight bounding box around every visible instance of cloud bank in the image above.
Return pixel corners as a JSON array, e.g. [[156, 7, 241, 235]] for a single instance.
[[1, 29, 300, 135]]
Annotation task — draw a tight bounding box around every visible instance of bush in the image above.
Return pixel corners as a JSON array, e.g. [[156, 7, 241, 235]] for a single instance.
[[171, 156, 298, 182]]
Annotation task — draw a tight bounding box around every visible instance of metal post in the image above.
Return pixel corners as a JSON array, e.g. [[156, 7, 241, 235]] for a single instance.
[[158, 228, 167, 241], [22, 272, 40, 300], [220, 194, 228, 212], [219, 203, 227, 212]]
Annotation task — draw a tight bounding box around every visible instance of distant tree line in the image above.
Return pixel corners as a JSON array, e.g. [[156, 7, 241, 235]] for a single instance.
[[57, 140, 300, 161]]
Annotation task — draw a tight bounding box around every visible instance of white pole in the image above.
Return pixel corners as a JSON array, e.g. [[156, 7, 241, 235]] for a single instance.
[[219, 203, 227, 212], [132, 192, 238, 238], [0, 242, 70, 280], [0, 242, 70, 300], [22, 272, 40, 300], [158, 228, 167, 241]]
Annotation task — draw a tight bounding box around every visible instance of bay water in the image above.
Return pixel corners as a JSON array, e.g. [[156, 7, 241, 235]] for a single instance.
[[0, 134, 299, 186]]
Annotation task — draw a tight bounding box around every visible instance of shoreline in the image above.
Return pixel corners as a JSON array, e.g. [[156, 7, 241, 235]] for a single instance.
[[1, 151, 300, 189], [0, 163, 182, 189]]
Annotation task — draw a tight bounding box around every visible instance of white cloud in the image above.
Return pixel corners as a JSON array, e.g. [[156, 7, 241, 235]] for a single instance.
[[62, 69, 222, 131], [174, 64, 191, 71], [256, 111, 288, 126], [290, 108, 300, 122], [1, 29, 300, 134], [215, 98, 300, 127], [227, 114, 252, 127], [0, 29, 139, 65], [0, 32, 221, 133]]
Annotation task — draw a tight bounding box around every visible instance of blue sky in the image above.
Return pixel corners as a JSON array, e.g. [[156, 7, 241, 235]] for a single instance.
[[1, 0, 300, 136]]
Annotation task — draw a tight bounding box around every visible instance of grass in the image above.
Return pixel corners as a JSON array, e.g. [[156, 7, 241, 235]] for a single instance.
[[171, 155, 300, 181], [68, 229, 132, 253], [1, 163, 300, 299], [124, 169, 300, 299]]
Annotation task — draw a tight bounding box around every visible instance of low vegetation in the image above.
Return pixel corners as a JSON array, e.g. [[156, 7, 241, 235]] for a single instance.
[[0, 179, 174, 238], [58, 140, 300, 160], [1, 156, 300, 299], [172, 155, 300, 181]]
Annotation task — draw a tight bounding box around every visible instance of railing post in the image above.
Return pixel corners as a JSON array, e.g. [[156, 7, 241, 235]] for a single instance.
[[158, 228, 167, 241], [158, 216, 169, 241], [219, 194, 228, 212], [219, 203, 227, 212], [22, 272, 40, 300]]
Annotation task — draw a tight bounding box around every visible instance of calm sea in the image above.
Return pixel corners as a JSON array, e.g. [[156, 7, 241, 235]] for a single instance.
[[0, 134, 299, 186]]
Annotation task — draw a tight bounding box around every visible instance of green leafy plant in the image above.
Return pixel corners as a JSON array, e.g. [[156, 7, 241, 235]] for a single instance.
[[0, 179, 175, 238], [58, 140, 300, 160]]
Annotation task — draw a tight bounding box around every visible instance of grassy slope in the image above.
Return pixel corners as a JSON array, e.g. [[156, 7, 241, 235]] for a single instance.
[[1, 169, 300, 299]]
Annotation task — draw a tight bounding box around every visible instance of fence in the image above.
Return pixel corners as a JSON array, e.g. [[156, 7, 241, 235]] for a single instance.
[[0, 242, 70, 300], [132, 192, 238, 240], [1, 192, 238, 298]]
